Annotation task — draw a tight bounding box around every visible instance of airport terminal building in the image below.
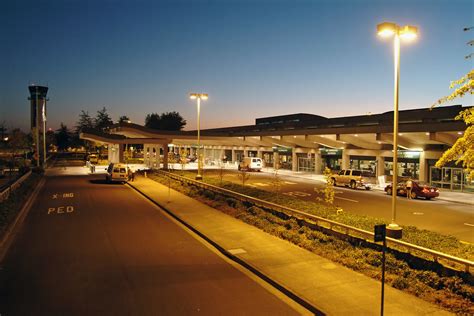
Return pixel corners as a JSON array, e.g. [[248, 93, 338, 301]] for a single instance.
[[81, 104, 472, 192]]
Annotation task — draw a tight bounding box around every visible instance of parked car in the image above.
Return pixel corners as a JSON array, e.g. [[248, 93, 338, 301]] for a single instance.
[[384, 181, 439, 200], [238, 157, 263, 171], [331, 169, 374, 190], [105, 163, 129, 183]]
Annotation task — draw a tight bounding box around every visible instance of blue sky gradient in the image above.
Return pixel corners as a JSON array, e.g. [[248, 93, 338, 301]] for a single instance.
[[1, 0, 472, 131]]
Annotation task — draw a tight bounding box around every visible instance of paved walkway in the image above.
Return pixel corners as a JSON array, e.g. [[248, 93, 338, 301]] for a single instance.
[[128, 174, 451, 315]]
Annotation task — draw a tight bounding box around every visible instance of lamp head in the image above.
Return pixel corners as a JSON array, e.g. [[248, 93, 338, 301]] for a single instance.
[[377, 22, 398, 38], [189, 93, 208, 100], [399, 25, 418, 40]]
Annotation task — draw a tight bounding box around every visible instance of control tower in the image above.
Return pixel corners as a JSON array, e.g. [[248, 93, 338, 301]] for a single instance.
[[28, 85, 49, 166]]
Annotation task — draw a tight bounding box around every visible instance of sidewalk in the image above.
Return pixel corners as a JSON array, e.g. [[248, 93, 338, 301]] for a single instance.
[[128, 174, 451, 315]]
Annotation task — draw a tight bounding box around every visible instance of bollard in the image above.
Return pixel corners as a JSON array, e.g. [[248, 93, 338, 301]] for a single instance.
[[144, 171, 147, 178]]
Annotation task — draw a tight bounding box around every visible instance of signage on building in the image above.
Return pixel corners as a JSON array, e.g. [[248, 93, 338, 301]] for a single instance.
[[399, 151, 421, 159], [273, 146, 292, 153], [319, 148, 342, 156]]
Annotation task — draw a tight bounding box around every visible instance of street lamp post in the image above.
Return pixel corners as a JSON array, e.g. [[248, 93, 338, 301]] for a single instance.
[[377, 22, 418, 239], [189, 93, 208, 180]]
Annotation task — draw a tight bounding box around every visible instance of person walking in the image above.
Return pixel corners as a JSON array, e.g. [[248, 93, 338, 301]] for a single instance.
[[406, 178, 413, 199]]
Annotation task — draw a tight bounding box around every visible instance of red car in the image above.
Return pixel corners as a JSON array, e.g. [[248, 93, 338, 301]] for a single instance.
[[384, 181, 440, 200]]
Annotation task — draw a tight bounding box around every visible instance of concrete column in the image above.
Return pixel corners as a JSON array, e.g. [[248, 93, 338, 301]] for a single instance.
[[118, 144, 124, 163], [315, 151, 322, 174], [273, 152, 279, 169], [376, 156, 385, 178], [257, 149, 263, 158], [342, 151, 350, 170], [243, 148, 248, 158], [107, 144, 113, 163], [231, 149, 236, 162], [418, 151, 426, 182], [155, 146, 161, 169], [162, 144, 169, 170], [143, 144, 153, 168], [292, 149, 297, 172]]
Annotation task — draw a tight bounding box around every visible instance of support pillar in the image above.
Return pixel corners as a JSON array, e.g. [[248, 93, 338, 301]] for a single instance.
[[376, 156, 385, 178], [342, 151, 350, 170], [273, 152, 279, 170], [232, 149, 236, 163], [292, 149, 297, 172], [257, 149, 263, 158], [315, 151, 322, 174], [163, 144, 169, 170], [418, 151, 426, 182], [243, 148, 248, 158]]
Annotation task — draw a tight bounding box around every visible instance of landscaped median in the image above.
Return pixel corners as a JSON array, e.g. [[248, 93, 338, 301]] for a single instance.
[[146, 170, 473, 315]]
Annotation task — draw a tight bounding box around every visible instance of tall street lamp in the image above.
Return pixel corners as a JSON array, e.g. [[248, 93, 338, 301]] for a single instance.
[[189, 93, 208, 180], [377, 22, 418, 239]]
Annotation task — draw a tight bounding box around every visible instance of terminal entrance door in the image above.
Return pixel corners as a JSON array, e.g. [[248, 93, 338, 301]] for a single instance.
[[430, 167, 473, 192]]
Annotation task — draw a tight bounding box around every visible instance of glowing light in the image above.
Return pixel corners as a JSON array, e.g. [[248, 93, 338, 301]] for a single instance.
[[377, 22, 397, 37]]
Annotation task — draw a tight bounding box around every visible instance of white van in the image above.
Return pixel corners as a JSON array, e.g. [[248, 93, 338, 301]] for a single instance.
[[106, 163, 129, 183], [238, 157, 263, 172]]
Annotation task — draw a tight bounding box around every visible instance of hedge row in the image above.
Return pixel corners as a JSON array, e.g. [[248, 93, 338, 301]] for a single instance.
[[148, 171, 473, 314], [176, 170, 474, 261]]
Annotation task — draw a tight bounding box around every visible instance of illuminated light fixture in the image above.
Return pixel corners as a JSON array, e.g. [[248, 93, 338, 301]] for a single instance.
[[189, 92, 208, 180], [399, 25, 418, 40], [377, 20, 418, 240], [457, 132, 463, 135], [377, 22, 397, 37], [377, 141, 382, 144], [425, 132, 430, 136], [398, 133, 403, 136], [354, 134, 358, 137]]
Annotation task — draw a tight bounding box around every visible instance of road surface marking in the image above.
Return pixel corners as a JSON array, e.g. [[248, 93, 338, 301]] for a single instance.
[[464, 223, 474, 227], [283, 191, 312, 197], [334, 196, 359, 203], [251, 182, 270, 187], [227, 248, 247, 255], [47, 206, 74, 215], [283, 181, 297, 185], [413, 212, 424, 215]]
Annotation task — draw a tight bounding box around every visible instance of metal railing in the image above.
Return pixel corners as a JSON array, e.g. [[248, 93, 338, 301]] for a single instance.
[[156, 170, 473, 273], [0, 171, 32, 203]]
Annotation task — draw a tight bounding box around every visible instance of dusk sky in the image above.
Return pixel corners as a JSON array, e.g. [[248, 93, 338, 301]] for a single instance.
[[1, 0, 472, 132]]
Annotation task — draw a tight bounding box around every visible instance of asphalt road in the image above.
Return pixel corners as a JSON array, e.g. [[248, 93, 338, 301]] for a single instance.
[[0, 171, 305, 315], [202, 169, 473, 243]]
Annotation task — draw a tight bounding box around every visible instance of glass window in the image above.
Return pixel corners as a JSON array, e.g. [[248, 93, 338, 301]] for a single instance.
[[338, 170, 345, 176], [344, 170, 351, 176], [352, 170, 361, 176], [120, 168, 126, 173]]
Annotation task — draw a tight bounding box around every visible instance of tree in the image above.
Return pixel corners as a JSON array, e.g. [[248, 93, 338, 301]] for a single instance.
[[7, 128, 29, 172], [145, 113, 161, 129], [432, 69, 474, 179], [75, 110, 94, 134], [95, 107, 113, 132], [160, 112, 186, 131], [56, 123, 71, 151], [118, 115, 130, 123], [145, 111, 186, 131]]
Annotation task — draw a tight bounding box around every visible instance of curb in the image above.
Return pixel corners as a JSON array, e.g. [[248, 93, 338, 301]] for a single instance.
[[0, 176, 45, 263], [127, 181, 323, 316]]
